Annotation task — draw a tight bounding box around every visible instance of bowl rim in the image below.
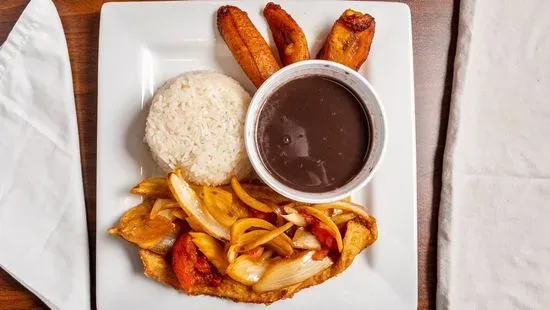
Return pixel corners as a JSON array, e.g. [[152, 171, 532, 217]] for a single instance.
[[244, 60, 387, 203]]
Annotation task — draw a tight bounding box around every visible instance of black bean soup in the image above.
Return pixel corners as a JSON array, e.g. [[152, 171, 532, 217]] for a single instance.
[[257, 75, 371, 193]]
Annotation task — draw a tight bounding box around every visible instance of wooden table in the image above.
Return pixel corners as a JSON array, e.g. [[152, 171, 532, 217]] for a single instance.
[[0, 0, 458, 309]]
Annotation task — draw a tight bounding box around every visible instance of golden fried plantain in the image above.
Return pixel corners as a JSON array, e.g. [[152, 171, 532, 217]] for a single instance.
[[217, 5, 281, 87], [263, 2, 309, 66], [317, 9, 375, 71]]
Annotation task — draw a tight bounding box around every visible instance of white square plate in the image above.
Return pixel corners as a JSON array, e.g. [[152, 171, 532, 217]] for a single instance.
[[97, 1, 416, 309]]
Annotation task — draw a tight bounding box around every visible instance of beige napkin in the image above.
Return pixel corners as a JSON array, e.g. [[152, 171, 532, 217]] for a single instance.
[[0, 0, 90, 309], [437, 0, 550, 309]]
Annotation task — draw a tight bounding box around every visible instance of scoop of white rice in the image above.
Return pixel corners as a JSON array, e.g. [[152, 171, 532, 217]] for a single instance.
[[145, 71, 253, 185]]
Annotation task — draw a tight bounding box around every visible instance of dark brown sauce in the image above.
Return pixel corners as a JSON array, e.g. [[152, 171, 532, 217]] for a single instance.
[[257, 75, 370, 193]]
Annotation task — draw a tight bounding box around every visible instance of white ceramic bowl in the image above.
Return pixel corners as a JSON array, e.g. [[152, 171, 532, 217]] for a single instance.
[[245, 60, 387, 203]]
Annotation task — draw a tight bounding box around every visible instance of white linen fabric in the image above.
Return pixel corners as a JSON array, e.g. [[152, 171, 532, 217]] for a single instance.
[[0, 0, 90, 309], [438, 0, 550, 309]]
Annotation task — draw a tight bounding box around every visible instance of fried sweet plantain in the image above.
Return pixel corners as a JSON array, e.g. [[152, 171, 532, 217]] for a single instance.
[[217, 5, 281, 87], [139, 219, 377, 304], [263, 2, 309, 66], [317, 9, 375, 71]]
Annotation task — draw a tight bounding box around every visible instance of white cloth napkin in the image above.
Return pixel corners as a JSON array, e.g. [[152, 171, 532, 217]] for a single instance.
[[0, 0, 90, 309], [437, 0, 550, 309]]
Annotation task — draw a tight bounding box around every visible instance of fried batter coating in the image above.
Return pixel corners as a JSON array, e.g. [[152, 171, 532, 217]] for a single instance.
[[140, 219, 377, 304]]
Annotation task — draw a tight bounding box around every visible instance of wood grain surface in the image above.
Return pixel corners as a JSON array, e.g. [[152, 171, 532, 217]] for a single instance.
[[0, 0, 459, 309]]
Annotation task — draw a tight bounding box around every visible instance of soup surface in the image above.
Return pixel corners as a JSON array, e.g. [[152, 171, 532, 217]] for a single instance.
[[257, 75, 371, 193]]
